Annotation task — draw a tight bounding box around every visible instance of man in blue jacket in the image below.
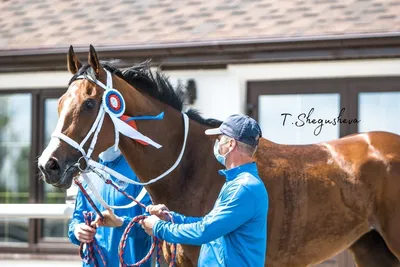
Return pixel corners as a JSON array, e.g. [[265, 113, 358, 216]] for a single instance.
[[96, 114, 269, 266], [68, 145, 152, 267]]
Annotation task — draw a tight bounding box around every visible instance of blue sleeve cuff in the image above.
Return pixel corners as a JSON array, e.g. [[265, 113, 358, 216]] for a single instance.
[[153, 219, 165, 239], [68, 221, 81, 246], [168, 211, 180, 223]]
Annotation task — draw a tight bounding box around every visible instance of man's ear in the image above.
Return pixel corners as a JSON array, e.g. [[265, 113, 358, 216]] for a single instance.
[[229, 138, 236, 149]]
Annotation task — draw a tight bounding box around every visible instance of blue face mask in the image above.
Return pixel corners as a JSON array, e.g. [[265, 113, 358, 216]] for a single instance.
[[213, 139, 231, 166]]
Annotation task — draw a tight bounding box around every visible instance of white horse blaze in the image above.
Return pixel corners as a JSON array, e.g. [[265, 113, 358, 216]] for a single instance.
[[38, 86, 74, 168]]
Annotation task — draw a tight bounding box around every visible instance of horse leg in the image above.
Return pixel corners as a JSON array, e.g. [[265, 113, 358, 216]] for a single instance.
[[379, 213, 400, 262], [376, 166, 400, 262], [348, 230, 400, 267], [162, 242, 198, 267]]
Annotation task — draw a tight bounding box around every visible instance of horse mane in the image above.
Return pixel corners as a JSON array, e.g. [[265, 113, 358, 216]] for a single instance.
[[69, 61, 222, 128]]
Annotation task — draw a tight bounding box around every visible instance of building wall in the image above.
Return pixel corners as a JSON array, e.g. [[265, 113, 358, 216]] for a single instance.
[[2, 58, 400, 121], [166, 58, 400, 120]]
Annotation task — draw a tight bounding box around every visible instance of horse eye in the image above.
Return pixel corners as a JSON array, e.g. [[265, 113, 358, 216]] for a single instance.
[[84, 99, 96, 110]]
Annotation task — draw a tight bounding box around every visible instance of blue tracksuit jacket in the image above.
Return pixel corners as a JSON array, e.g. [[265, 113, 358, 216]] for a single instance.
[[68, 154, 152, 267], [153, 162, 269, 267]]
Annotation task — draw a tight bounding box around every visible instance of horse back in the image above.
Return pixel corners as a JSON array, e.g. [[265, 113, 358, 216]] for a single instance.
[[253, 131, 400, 266]]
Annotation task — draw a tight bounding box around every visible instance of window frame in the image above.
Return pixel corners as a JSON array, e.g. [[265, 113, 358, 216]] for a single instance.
[[37, 89, 72, 246], [247, 79, 351, 137], [247, 77, 400, 137], [0, 88, 76, 255]]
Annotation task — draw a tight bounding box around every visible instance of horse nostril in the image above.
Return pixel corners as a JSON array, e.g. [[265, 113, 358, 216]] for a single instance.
[[45, 158, 61, 174]]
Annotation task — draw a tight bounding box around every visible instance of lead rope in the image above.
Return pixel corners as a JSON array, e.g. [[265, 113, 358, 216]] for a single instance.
[[74, 180, 106, 267], [78, 211, 107, 267], [119, 212, 176, 267], [75, 177, 177, 267]]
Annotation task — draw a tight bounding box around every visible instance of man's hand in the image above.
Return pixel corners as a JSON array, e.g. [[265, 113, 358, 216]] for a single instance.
[[139, 215, 160, 236], [91, 208, 123, 228], [146, 204, 171, 221], [74, 223, 96, 243]]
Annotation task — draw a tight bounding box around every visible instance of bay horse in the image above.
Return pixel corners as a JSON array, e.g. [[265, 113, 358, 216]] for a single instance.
[[38, 45, 400, 267]]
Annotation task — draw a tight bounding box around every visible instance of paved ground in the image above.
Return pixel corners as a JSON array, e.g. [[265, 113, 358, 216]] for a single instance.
[[0, 258, 162, 267], [0, 260, 81, 266]]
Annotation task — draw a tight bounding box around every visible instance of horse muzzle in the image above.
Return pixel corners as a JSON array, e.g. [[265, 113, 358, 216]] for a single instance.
[[38, 138, 78, 189], [38, 157, 76, 189]]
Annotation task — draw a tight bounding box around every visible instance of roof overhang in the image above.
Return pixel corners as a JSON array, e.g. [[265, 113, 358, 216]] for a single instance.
[[2, 32, 400, 73]]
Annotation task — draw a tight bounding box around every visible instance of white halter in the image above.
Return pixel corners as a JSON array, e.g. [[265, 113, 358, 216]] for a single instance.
[[51, 69, 189, 209]]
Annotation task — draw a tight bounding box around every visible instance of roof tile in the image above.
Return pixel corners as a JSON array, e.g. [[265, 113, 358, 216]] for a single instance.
[[1, 0, 400, 50]]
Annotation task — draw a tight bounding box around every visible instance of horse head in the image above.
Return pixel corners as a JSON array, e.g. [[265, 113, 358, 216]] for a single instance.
[[38, 45, 120, 188]]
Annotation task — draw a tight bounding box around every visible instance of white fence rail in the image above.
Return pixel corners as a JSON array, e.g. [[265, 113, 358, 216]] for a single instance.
[[0, 204, 74, 219]]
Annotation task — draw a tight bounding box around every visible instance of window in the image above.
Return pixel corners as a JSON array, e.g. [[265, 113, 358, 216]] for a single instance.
[[258, 94, 340, 144], [0, 89, 77, 254], [358, 92, 400, 134], [42, 98, 69, 240], [0, 94, 31, 243], [247, 79, 349, 142]]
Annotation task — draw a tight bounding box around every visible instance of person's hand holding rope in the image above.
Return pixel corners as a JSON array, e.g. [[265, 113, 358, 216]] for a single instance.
[[139, 215, 160, 236], [91, 208, 124, 228], [146, 204, 171, 221], [74, 223, 97, 243], [136, 204, 171, 236]]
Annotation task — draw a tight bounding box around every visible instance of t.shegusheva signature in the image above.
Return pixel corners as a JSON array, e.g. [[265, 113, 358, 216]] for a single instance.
[[281, 108, 360, 136]]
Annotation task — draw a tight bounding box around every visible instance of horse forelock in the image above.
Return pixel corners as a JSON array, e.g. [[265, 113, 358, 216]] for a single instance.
[[69, 63, 92, 85]]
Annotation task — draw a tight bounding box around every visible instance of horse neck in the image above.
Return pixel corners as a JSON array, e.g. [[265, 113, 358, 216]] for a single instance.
[[120, 110, 221, 210], [113, 88, 210, 207], [111, 79, 223, 212]]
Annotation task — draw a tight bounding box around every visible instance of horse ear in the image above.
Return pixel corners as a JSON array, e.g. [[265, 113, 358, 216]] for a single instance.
[[67, 45, 82, 75], [88, 44, 102, 76]]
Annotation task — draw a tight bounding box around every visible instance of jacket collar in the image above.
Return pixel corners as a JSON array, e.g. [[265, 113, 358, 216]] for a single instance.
[[218, 162, 258, 181]]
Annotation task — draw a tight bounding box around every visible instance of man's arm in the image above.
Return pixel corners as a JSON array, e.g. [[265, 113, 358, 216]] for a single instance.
[[146, 204, 203, 224], [169, 211, 203, 224], [153, 183, 255, 245], [68, 190, 87, 245]]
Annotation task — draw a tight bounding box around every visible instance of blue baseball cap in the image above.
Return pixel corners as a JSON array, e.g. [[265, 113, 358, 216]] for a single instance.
[[205, 114, 262, 147]]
